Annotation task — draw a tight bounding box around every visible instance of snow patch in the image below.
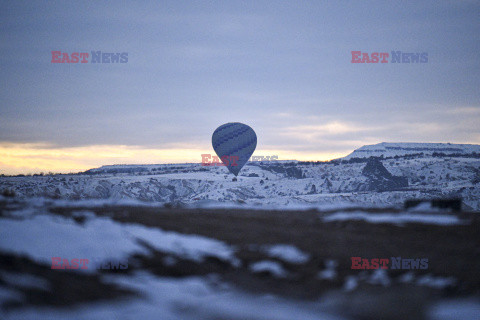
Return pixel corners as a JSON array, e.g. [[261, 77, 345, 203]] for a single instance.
[[416, 274, 456, 289], [1, 272, 347, 320], [0, 271, 50, 291], [367, 269, 391, 286], [343, 276, 358, 292], [317, 260, 338, 280], [250, 261, 288, 278], [123, 223, 240, 266], [428, 299, 480, 320], [323, 211, 466, 226], [0, 213, 239, 271], [264, 244, 310, 264]]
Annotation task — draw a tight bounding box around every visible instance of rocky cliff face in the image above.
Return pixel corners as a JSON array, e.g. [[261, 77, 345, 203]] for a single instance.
[[361, 158, 409, 191], [259, 165, 304, 179]]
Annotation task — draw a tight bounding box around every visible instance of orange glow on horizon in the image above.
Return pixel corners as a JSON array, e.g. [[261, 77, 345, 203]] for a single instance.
[[0, 143, 349, 175]]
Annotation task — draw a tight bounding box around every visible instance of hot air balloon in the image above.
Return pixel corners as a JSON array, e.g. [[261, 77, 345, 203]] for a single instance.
[[212, 122, 257, 176]]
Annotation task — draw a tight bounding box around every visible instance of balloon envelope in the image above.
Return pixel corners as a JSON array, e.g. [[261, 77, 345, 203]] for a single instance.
[[212, 122, 257, 176]]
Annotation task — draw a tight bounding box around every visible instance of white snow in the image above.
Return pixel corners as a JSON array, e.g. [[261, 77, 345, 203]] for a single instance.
[[1, 272, 347, 320], [323, 211, 466, 225], [0, 286, 23, 303], [407, 202, 442, 212], [0, 213, 239, 272], [416, 274, 456, 289], [428, 299, 480, 320], [317, 260, 338, 280], [250, 261, 288, 278], [0, 215, 146, 272], [342, 142, 480, 160], [343, 276, 358, 292], [2, 146, 480, 210], [123, 223, 240, 266], [367, 269, 391, 286], [264, 244, 310, 264], [0, 271, 50, 291], [398, 272, 415, 283]]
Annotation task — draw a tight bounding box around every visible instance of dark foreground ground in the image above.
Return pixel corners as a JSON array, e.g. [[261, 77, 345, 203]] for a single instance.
[[1, 198, 479, 319]]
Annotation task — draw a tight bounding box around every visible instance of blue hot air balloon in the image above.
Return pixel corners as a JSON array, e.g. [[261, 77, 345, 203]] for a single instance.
[[212, 122, 257, 176]]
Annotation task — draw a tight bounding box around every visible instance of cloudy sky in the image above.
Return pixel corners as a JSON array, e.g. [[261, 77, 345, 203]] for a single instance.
[[1, 0, 479, 174]]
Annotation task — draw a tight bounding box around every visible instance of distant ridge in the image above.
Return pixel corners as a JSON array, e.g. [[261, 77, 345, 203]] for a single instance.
[[84, 142, 480, 173], [342, 142, 480, 160]]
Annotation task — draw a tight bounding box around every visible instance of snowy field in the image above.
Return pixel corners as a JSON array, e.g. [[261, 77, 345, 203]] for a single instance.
[[0, 196, 479, 320]]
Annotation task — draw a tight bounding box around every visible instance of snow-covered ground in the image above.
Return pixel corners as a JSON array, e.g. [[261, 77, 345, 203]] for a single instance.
[[1, 272, 349, 320], [0, 211, 239, 270], [322, 211, 467, 225], [1, 144, 479, 210], [342, 142, 480, 159], [0, 195, 479, 319]]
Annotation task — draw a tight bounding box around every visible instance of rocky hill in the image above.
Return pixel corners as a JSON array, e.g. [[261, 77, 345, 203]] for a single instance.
[[342, 142, 480, 160], [1, 152, 479, 210]]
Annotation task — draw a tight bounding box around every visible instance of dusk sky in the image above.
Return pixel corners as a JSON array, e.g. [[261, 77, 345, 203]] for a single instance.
[[1, 0, 479, 174]]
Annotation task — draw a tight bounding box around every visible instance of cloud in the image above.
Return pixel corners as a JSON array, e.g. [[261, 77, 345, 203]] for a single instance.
[[283, 121, 374, 137]]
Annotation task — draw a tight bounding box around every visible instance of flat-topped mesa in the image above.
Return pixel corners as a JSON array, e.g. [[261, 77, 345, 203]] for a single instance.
[[342, 142, 480, 160]]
